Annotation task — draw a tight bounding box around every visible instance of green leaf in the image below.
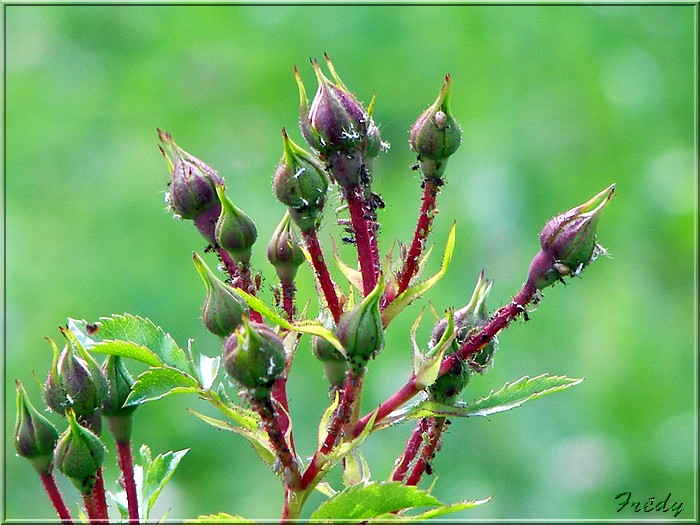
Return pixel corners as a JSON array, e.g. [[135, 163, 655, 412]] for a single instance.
[[331, 236, 363, 292], [400, 497, 492, 521], [90, 340, 164, 367], [234, 288, 345, 354], [310, 481, 441, 520], [187, 408, 275, 467], [185, 513, 255, 523], [69, 314, 191, 372], [125, 367, 200, 407], [405, 374, 584, 420], [382, 222, 456, 326], [140, 445, 189, 520]]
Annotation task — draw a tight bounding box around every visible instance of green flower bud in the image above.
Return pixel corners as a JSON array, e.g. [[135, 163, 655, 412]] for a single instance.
[[158, 129, 224, 223], [267, 211, 306, 283], [44, 328, 108, 419], [429, 271, 496, 372], [528, 184, 615, 290], [312, 335, 347, 389], [193, 252, 249, 337], [101, 356, 135, 443], [409, 75, 462, 179], [55, 409, 106, 494], [273, 129, 328, 210], [222, 319, 286, 401], [428, 358, 471, 404], [14, 380, 59, 474], [214, 184, 258, 266], [338, 277, 385, 373]]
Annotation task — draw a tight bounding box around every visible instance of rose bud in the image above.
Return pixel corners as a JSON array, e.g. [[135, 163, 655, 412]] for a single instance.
[[54, 409, 106, 495], [312, 334, 347, 389], [267, 211, 306, 283], [101, 355, 136, 443], [214, 183, 258, 266], [14, 380, 59, 475]]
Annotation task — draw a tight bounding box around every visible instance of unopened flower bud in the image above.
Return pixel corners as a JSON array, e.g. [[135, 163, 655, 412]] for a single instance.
[[312, 335, 347, 388], [429, 271, 496, 372], [338, 277, 385, 373], [298, 55, 380, 156], [55, 409, 106, 494], [44, 328, 108, 419], [14, 380, 59, 474], [214, 184, 258, 266], [267, 212, 306, 283], [528, 184, 615, 290], [273, 129, 328, 209], [101, 356, 135, 443], [193, 252, 249, 337], [158, 129, 224, 225], [409, 75, 462, 179], [222, 319, 286, 401]]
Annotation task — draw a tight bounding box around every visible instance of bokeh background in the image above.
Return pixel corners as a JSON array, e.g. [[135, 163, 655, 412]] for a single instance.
[[4, 4, 695, 522]]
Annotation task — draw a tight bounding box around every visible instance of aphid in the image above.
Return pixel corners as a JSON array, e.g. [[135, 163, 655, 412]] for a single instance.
[[369, 192, 385, 210], [86, 323, 100, 335], [434, 110, 448, 130], [360, 164, 371, 184], [425, 462, 434, 475], [553, 261, 571, 276], [516, 304, 530, 322], [342, 236, 356, 245]]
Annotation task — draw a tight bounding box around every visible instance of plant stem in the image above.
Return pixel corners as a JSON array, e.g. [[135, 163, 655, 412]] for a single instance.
[[280, 279, 296, 321], [116, 441, 139, 524], [39, 470, 73, 524], [405, 417, 446, 486], [385, 178, 441, 308], [346, 185, 378, 296], [392, 418, 429, 482], [354, 281, 537, 437], [300, 371, 363, 489], [82, 490, 100, 523], [271, 377, 295, 454], [254, 397, 301, 490], [93, 468, 109, 520], [301, 229, 343, 323]]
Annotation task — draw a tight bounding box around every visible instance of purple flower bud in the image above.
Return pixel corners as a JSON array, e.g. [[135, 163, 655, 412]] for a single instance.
[[272, 129, 328, 213], [267, 211, 306, 283], [158, 129, 224, 222], [193, 252, 249, 337], [214, 184, 258, 266], [43, 328, 108, 419], [528, 184, 615, 290], [409, 75, 462, 178], [222, 319, 286, 401], [14, 380, 59, 474], [297, 55, 383, 157], [55, 409, 105, 494], [338, 277, 385, 373]]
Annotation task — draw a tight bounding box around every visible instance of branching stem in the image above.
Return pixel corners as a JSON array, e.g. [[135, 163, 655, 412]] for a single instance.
[[116, 441, 139, 524]]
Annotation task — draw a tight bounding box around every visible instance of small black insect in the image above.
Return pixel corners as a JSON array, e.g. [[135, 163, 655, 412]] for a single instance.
[[369, 192, 385, 210]]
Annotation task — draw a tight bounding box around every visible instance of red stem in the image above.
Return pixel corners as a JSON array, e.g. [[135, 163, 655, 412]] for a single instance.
[[387, 179, 440, 308], [346, 185, 378, 296], [281, 280, 296, 321], [301, 229, 343, 323], [117, 441, 140, 524], [300, 372, 363, 489], [392, 418, 429, 482], [354, 282, 537, 437], [40, 470, 73, 524], [405, 417, 445, 486], [81, 491, 100, 523], [255, 397, 301, 490], [93, 469, 109, 520], [271, 377, 295, 454]]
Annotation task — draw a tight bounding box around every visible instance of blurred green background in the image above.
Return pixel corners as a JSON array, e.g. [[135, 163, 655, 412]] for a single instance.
[[4, 4, 695, 521]]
